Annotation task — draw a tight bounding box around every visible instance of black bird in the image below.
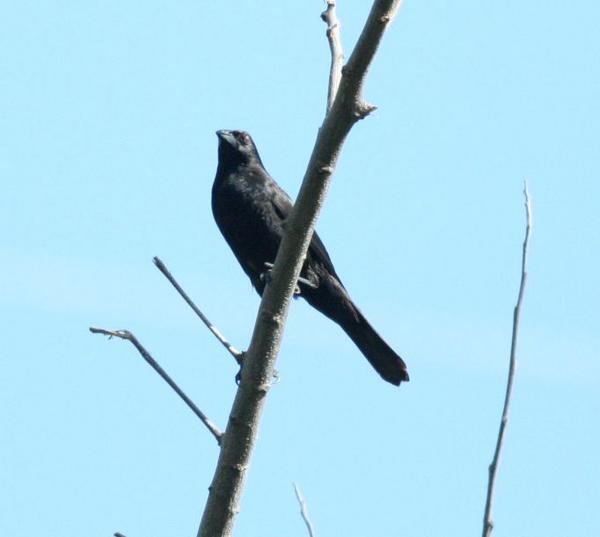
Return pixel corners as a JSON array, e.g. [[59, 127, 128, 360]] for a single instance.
[[212, 130, 409, 386]]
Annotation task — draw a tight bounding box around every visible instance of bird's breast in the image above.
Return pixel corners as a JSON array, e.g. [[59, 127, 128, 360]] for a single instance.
[[212, 173, 284, 279]]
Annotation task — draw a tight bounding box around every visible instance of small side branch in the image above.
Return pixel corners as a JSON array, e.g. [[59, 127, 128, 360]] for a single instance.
[[481, 183, 533, 537], [293, 483, 316, 537], [321, 0, 343, 113], [89, 327, 223, 444], [153, 256, 243, 364]]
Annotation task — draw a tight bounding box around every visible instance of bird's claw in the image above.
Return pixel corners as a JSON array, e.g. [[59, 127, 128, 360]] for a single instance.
[[261, 262, 318, 296], [259, 262, 274, 286], [297, 275, 318, 290], [235, 359, 280, 387], [235, 352, 246, 385]]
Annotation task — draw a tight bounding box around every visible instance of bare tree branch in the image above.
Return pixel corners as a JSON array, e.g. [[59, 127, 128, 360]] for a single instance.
[[293, 483, 316, 537], [197, 2, 404, 536], [321, 0, 343, 113], [90, 327, 223, 444], [481, 183, 533, 537], [153, 256, 243, 364]]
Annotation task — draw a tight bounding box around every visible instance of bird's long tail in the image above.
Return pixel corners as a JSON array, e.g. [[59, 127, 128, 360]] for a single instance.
[[302, 275, 409, 386], [340, 306, 409, 386]]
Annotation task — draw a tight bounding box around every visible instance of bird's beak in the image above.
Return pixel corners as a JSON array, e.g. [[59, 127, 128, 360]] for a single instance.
[[216, 130, 236, 146]]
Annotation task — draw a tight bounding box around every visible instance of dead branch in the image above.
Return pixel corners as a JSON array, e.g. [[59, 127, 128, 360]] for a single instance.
[[196, 2, 404, 536], [153, 256, 243, 364], [321, 0, 343, 113], [481, 183, 533, 537], [90, 327, 223, 444], [294, 483, 316, 537]]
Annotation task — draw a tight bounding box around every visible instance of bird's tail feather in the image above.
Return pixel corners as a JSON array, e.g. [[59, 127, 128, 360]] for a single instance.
[[340, 306, 409, 386], [302, 275, 409, 386]]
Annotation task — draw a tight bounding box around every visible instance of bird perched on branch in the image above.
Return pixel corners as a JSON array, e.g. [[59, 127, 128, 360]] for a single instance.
[[211, 129, 409, 386]]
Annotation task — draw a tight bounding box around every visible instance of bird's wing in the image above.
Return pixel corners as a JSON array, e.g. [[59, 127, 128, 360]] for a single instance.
[[268, 183, 340, 282]]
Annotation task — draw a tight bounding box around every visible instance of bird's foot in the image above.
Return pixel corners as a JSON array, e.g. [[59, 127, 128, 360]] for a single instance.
[[261, 262, 318, 296], [235, 352, 245, 385], [297, 276, 318, 290], [259, 262, 274, 286], [235, 353, 280, 386]]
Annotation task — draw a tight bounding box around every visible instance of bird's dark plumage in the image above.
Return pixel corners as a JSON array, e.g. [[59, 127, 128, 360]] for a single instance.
[[211, 130, 409, 386]]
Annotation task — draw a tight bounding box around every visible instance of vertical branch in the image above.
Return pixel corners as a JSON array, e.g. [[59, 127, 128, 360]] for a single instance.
[[321, 1, 344, 112], [481, 183, 533, 537], [293, 483, 316, 537]]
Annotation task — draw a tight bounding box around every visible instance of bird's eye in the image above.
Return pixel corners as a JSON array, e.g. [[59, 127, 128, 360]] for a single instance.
[[236, 132, 250, 146]]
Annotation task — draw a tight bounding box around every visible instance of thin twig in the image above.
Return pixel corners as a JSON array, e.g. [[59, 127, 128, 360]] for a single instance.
[[90, 327, 223, 444], [481, 183, 532, 537], [321, 0, 344, 113], [293, 483, 316, 537], [153, 256, 243, 364]]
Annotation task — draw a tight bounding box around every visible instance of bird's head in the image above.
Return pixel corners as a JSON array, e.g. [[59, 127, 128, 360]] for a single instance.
[[216, 130, 264, 170]]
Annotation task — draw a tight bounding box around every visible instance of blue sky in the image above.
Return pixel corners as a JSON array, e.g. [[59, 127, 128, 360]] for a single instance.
[[1, 1, 598, 536]]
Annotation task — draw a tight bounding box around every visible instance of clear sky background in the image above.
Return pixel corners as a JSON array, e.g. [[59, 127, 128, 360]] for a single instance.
[[1, 1, 598, 536]]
